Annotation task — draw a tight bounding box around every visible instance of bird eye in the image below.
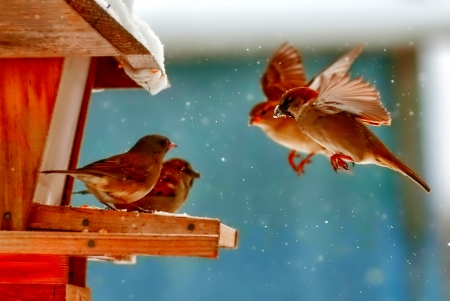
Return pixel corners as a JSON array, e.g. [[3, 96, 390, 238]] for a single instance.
[[261, 110, 267, 116]]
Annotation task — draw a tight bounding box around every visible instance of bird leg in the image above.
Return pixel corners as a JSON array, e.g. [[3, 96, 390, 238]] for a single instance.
[[330, 154, 354, 172], [125, 202, 152, 213], [287, 150, 301, 171], [287, 150, 315, 175], [294, 152, 315, 175]]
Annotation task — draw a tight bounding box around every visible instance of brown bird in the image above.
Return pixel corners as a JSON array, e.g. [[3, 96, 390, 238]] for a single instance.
[[42, 134, 177, 209], [274, 73, 431, 192], [115, 158, 200, 213], [249, 43, 363, 174]]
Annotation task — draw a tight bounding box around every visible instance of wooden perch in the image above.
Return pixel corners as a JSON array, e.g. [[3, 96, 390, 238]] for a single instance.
[[25, 204, 238, 258]]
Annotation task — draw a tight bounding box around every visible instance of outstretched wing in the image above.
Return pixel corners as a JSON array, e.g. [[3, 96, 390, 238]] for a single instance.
[[261, 43, 308, 100], [313, 74, 391, 126], [309, 44, 364, 91]]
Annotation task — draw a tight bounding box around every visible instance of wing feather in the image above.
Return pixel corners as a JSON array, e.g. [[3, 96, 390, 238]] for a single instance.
[[309, 44, 364, 91], [314, 74, 391, 126], [262, 43, 307, 100]]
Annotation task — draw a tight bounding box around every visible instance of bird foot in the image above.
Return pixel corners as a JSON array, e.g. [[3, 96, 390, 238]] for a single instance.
[[330, 154, 354, 172], [288, 150, 314, 176], [101, 202, 117, 211], [126, 202, 152, 213]]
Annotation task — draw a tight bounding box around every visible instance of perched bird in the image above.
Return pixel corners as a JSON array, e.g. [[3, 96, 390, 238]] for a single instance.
[[42, 134, 177, 209], [115, 158, 200, 213], [249, 43, 363, 174], [274, 74, 431, 192]]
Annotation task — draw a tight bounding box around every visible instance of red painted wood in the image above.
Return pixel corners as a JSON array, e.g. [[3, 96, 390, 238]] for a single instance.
[[0, 58, 64, 230], [0, 254, 69, 284]]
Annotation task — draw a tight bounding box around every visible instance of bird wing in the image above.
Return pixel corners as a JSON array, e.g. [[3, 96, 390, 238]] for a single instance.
[[313, 74, 391, 126], [79, 153, 148, 182], [261, 43, 308, 100], [309, 44, 363, 91]]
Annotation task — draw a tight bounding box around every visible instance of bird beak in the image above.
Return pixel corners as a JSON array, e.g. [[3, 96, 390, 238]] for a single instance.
[[169, 143, 177, 149], [273, 105, 285, 118], [248, 116, 262, 126], [191, 170, 201, 178]]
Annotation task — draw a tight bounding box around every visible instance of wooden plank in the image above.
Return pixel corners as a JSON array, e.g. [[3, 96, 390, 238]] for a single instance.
[[0, 254, 68, 284], [0, 284, 90, 301], [0, 58, 64, 230], [33, 57, 92, 207], [219, 223, 238, 249], [0, 232, 220, 258], [66, 284, 91, 301], [94, 57, 141, 89], [69, 257, 86, 287], [29, 204, 221, 235], [61, 57, 98, 206], [0, 0, 120, 58], [65, 0, 161, 70]]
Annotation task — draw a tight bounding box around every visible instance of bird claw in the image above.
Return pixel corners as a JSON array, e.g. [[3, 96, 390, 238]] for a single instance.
[[330, 154, 354, 172]]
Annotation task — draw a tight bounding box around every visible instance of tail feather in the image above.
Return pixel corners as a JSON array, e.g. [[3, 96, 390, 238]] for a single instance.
[[378, 154, 430, 192], [40, 169, 86, 176]]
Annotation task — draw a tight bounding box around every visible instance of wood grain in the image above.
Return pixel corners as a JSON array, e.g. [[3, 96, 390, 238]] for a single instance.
[[0, 58, 64, 230], [0, 0, 120, 58], [65, 0, 161, 70], [29, 204, 221, 235], [0, 284, 90, 301], [0, 231, 220, 258], [0, 254, 68, 284]]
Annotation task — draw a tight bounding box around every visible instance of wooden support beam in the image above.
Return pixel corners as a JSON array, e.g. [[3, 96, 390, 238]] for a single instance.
[[0, 232, 220, 258], [61, 57, 98, 206], [0, 284, 90, 301], [69, 257, 87, 287], [32, 57, 92, 207], [94, 57, 141, 89], [0, 254, 69, 284], [0, 58, 64, 230]]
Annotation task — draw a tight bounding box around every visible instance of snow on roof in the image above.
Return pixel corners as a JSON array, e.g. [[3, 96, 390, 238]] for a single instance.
[[95, 0, 169, 95]]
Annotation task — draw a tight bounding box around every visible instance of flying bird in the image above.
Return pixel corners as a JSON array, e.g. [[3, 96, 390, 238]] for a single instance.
[[274, 74, 430, 192], [42, 134, 177, 209], [115, 158, 200, 213], [249, 43, 363, 174]]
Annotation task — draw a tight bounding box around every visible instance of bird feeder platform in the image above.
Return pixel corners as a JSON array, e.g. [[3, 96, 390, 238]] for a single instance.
[[0, 0, 238, 300]]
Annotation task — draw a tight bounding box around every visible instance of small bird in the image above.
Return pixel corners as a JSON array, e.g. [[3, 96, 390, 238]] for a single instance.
[[115, 158, 200, 213], [274, 73, 431, 192], [42, 134, 177, 209], [249, 43, 363, 174]]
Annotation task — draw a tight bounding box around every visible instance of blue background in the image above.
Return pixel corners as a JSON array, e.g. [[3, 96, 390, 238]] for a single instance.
[[72, 50, 442, 300]]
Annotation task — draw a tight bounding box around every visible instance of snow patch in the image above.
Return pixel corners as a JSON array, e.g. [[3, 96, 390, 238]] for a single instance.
[[94, 0, 169, 95]]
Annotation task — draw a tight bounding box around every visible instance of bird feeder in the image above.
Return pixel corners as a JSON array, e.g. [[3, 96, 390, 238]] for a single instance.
[[0, 0, 238, 300]]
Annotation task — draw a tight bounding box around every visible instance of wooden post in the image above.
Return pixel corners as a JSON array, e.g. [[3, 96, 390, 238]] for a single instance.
[[0, 58, 64, 231]]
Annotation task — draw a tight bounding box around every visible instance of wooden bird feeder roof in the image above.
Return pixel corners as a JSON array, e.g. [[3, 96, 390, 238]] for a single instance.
[[0, 1, 238, 300]]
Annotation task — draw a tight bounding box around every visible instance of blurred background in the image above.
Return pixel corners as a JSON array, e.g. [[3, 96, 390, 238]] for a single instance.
[[72, 0, 450, 300]]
